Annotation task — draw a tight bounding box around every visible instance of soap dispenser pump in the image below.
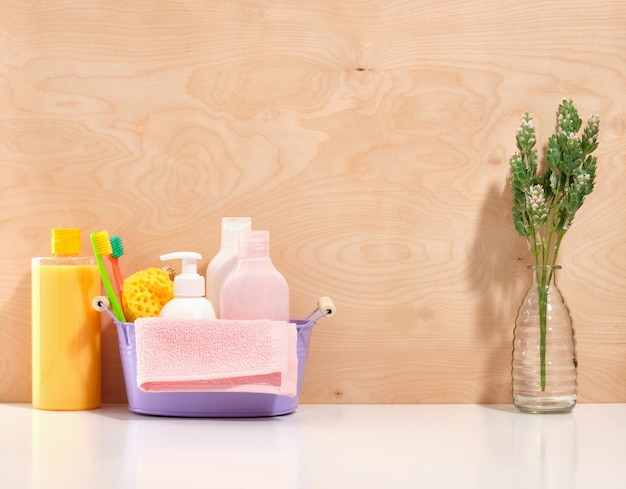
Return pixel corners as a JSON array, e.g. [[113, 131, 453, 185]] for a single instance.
[[158, 251, 216, 319]]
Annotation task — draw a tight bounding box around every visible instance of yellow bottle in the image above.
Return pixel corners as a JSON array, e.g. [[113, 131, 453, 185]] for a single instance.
[[32, 228, 101, 410]]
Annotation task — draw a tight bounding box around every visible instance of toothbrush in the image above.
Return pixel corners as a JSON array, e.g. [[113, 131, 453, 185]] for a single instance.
[[90, 231, 126, 323], [107, 235, 125, 314]]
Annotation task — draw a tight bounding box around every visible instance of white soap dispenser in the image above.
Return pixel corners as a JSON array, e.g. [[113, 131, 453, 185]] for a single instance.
[[158, 251, 216, 319]]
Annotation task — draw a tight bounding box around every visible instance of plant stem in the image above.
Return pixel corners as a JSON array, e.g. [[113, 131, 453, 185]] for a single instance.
[[535, 265, 548, 391]]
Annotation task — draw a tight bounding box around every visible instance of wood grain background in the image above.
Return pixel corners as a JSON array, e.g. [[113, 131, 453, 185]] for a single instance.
[[1, 1, 625, 404]]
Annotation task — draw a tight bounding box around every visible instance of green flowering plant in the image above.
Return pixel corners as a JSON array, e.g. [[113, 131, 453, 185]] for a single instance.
[[508, 99, 600, 390]]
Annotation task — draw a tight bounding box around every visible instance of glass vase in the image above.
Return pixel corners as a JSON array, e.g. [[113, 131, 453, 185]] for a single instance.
[[512, 266, 577, 413]]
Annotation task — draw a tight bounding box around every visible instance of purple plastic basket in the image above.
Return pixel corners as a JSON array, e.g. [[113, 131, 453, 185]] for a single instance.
[[109, 310, 323, 417]]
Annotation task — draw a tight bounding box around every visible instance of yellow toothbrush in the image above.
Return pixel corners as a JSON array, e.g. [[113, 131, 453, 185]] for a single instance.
[[90, 231, 126, 322]]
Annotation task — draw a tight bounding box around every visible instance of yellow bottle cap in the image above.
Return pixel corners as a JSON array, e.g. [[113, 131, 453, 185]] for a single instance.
[[51, 228, 81, 256]]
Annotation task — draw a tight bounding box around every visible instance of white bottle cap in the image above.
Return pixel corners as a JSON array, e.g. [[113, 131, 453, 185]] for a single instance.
[[221, 217, 252, 243], [160, 251, 205, 297]]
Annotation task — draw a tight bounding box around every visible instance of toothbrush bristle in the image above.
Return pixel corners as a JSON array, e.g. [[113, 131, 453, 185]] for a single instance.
[[110, 235, 125, 259], [93, 231, 113, 255]]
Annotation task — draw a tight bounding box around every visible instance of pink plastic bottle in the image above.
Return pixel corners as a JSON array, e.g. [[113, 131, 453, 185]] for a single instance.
[[220, 230, 289, 321]]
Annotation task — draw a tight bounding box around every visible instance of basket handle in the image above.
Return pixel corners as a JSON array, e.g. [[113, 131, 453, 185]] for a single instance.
[[92, 296, 119, 322], [317, 296, 336, 317], [303, 296, 336, 322], [92, 295, 110, 312]]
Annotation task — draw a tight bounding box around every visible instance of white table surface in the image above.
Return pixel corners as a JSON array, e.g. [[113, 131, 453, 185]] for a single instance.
[[1, 403, 624, 489]]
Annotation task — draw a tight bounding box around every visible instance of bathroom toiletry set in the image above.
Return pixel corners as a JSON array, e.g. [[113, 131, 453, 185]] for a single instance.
[[31, 221, 334, 416]]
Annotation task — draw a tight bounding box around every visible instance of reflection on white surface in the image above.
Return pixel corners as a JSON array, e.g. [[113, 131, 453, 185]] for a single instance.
[[1, 404, 626, 489], [512, 413, 577, 489], [297, 404, 516, 488], [30, 407, 128, 488], [122, 415, 301, 488]]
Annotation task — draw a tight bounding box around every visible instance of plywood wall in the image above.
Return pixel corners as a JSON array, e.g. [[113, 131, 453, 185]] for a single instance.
[[1, 1, 625, 404]]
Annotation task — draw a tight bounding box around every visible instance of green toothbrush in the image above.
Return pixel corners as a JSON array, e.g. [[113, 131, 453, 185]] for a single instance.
[[90, 231, 126, 322]]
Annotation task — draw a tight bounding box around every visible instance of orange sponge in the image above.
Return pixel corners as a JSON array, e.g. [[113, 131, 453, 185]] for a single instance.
[[122, 267, 174, 322]]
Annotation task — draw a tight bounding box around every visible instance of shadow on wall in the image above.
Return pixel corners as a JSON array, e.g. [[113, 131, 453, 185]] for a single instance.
[[469, 180, 530, 404], [0, 271, 32, 401]]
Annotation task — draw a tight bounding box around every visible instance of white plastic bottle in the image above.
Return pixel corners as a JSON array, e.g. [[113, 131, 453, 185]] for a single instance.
[[159, 252, 216, 319], [206, 217, 251, 318], [220, 230, 289, 321]]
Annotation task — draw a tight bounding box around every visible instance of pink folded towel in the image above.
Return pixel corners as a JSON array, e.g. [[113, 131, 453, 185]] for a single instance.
[[134, 318, 298, 397]]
